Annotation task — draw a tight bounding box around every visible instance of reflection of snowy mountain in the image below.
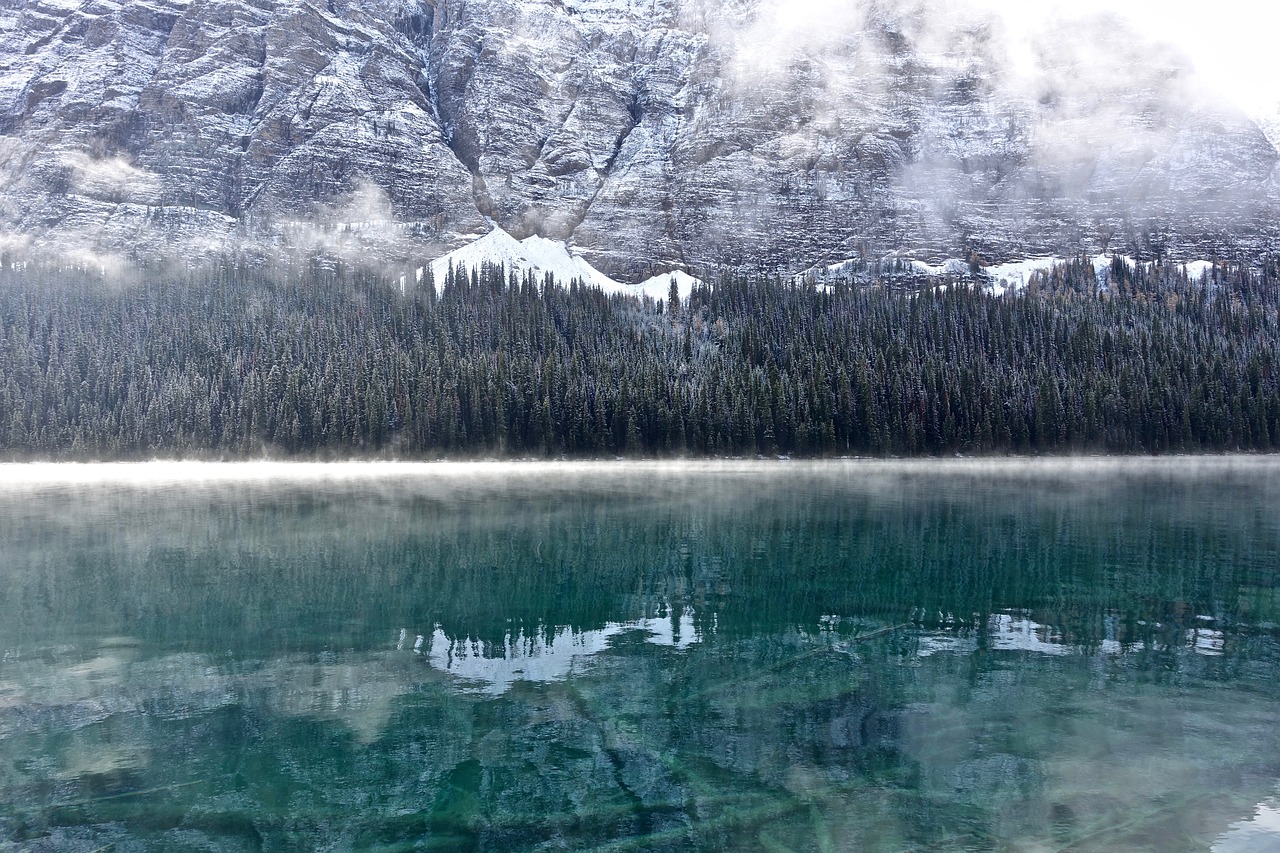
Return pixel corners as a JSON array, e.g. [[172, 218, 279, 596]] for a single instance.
[[4, 608, 1279, 852], [913, 609, 1228, 659], [426, 610, 699, 696], [1215, 795, 1280, 853]]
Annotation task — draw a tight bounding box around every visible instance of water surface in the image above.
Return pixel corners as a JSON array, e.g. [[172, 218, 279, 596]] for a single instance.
[[2, 459, 1279, 852]]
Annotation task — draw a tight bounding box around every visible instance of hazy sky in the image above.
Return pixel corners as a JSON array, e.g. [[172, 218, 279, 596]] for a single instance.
[[971, 0, 1280, 116]]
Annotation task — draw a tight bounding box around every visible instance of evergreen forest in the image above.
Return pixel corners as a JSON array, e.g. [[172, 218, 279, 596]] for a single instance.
[[1, 255, 1277, 459]]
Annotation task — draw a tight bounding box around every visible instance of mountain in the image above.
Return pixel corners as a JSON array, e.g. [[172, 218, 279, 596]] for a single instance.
[[429, 226, 700, 300], [430, 228, 623, 291], [2, 0, 1277, 280]]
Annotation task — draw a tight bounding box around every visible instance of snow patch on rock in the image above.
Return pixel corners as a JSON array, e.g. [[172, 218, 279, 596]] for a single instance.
[[984, 257, 1066, 294], [1260, 112, 1280, 152], [633, 270, 701, 302]]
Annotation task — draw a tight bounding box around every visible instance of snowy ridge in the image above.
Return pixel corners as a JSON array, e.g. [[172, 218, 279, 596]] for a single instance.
[[799, 253, 1221, 295], [634, 270, 702, 302], [430, 228, 622, 291], [984, 256, 1220, 294], [980, 258, 1062, 294], [433, 229, 1221, 302], [430, 228, 700, 301]]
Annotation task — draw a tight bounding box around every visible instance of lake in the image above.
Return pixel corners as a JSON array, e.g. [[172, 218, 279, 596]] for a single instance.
[[1, 459, 1279, 852]]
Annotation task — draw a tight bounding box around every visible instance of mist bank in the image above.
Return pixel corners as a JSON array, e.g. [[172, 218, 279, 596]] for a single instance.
[[2, 255, 1278, 461], [3, 461, 1277, 649], [5, 456, 1280, 487]]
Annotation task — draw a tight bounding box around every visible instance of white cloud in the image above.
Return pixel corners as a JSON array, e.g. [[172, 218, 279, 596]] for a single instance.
[[965, 0, 1280, 117], [60, 152, 163, 202], [762, 0, 1280, 118]]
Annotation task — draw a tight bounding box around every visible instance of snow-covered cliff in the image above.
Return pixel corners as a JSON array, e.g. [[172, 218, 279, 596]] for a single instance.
[[1, 0, 1276, 279]]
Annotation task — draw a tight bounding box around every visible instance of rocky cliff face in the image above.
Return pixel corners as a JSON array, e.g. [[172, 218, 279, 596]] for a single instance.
[[1, 0, 1276, 279]]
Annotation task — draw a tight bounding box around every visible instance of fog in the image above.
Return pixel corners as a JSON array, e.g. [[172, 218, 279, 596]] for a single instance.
[[1, 456, 1276, 491], [0, 178, 422, 284], [739, 0, 1280, 118], [680, 0, 1277, 265], [972, 0, 1280, 117]]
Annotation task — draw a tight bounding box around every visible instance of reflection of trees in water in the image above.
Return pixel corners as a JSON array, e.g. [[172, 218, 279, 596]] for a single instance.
[[0, 469, 1276, 650], [1, 468, 1279, 849]]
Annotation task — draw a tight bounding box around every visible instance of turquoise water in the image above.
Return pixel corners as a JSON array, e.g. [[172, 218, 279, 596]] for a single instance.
[[1, 460, 1279, 852]]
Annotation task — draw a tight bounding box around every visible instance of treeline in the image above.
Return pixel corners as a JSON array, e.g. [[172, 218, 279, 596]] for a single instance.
[[0, 255, 1277, 458]]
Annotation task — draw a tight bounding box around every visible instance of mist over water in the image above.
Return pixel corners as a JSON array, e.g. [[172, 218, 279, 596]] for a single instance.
[[1, 460, 1278, 851]]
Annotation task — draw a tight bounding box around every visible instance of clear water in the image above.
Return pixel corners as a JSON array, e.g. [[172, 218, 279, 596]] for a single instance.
[[1, 460, 1279, 852]]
